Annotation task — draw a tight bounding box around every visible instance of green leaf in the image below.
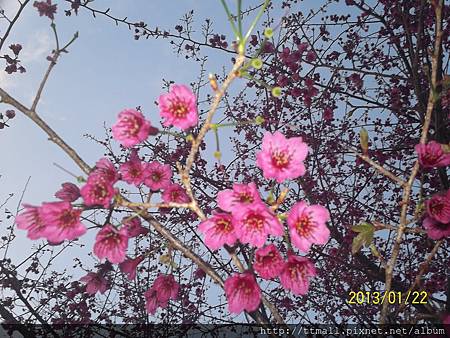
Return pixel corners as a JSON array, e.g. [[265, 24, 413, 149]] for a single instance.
[[352, 233, 365, 255], [351, 222, 373, 233], [351, 222, 374, 255]]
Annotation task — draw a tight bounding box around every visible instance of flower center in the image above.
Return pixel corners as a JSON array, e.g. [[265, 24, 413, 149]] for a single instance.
[[130, 167, 141, 178], [123, 116, 140, 136], [169, 101, 188, 118], [93, 183, 108, 199], [105, 231, 121, 246], [429, 199, 444, 215], [237, 192, 253, 203], [152, 171, 162, 182], [216, 218, 232, 233], [257, 251, 275, 264], [295, 215, 314, 237], [424, 153, 439, 163], [271, 150, 290, 169], [289, 263, 306, 279], [238, 281, 253, 295], [59, 210, 76, 228], [171, 191, 180, 201], [245, 213, 265, 231]]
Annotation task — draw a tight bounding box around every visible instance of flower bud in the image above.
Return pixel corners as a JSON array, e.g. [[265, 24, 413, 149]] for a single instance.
[[251, 58, 263, 69], [255, 116, 265, 125], [359, 128, 369, 155], [5, 110, 15, 119], [264, 27, 274, 39], [271, 87, 282, 97], [55, 182, 81, 202], [208, 73, 218, 91]]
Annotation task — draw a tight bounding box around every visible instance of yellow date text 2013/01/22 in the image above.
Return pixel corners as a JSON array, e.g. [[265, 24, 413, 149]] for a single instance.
[[347, 290, 428, 305]]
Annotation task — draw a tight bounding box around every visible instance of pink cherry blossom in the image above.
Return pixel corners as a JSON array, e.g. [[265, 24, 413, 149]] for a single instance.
[[112, 108, 152, 147], [198, 211, 237, 250], [224, 272, 261, 314], [92, 158, 120, 184], [119, 149, 147, 186], [256, 131, 308, 183], [423, 216, 450, 240], [162, 183, 190, 204], [15, 204, 48, 240], [80, 175, 116, 209], [122, 217, 148, 237], [39, 201, 86, 242], [415, 141, 450, 168], [79, 272, 109, 295], [425, 190, 450, 224], [144, 288, 160, 315], [158, 84, 198, 130], [233, 203, 283, 247], [33, 0, 57, 20], [280, 253, 316, 295], [253, 244, 284, 279], [119, 255, 145, 280], [216, 182, 262, 212], [93, 224, 129, 264], [143, 161, 172, 191], [54, 182, 80, 202], [144, 274, 179, 314], [153, 274, 179, 304], [287, 201, 330, 252]]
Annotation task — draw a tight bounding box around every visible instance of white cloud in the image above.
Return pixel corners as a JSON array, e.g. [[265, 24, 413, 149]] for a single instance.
[[0, 0, 20, 19], [0, 69, 17, 90], [21, 30, 52, 63]]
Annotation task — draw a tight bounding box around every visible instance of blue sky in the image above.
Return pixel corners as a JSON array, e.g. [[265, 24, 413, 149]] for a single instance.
[[0, 0, 276, 319], [0, 0, 270, 205], [0, 4, 228, 289], [0, 0, 334, 323]]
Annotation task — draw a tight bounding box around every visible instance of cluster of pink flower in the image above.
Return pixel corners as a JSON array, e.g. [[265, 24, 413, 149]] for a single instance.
[[199, 132, 330, 314], [15, 82, 332, 316], [111, 84, 198, 149], [415, 141, 450, 239], [16, 84, 197, 300]]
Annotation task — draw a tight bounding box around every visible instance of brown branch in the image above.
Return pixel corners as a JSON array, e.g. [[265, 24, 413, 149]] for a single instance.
[[395, 239, 444, 317], [346, 146, 406, 187], [380, 0, 444, 324], [0, 32, 282, 327], [0, 0, 31, 52], [0, 87, 92, 174]]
